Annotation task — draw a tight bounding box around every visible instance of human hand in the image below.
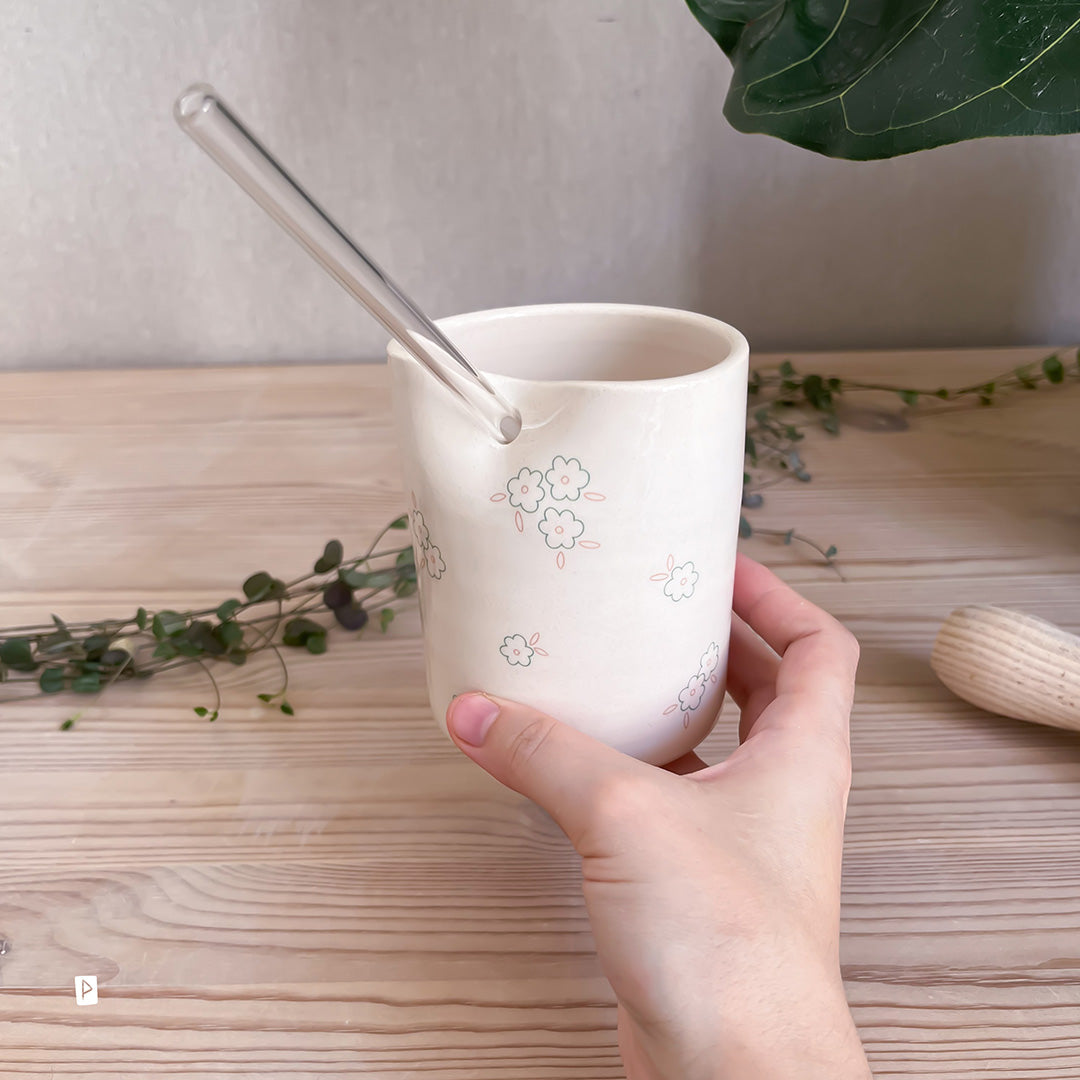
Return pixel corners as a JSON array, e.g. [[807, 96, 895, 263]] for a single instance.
[[446, 554, 871, 1080]]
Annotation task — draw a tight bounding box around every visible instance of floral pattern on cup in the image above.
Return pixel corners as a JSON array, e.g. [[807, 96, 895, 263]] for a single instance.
[[650, 555, 699, 602], [490, 454, 605, 569], [506, 467, 546, 513], [663, 641, 723, 727], [678, 673, 709, 714], [500, 632, 549, 667], [409, 498, 445, 581], [538, 507, 585, 550], [411, 510, 430, 550], [545, 455, 590, 501], [699, 641, 721, 680], [423, 544, 445, 579]]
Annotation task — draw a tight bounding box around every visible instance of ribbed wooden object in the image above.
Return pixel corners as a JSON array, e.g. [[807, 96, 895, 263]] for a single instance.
[[932, 605, 1080, 730]]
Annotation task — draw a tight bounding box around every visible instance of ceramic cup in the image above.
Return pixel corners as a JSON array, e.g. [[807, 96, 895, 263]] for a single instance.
[[387, 304, 748, 765]]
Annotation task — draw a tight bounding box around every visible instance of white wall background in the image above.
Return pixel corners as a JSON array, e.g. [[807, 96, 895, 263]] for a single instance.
[[2, 0, 1079, 369]]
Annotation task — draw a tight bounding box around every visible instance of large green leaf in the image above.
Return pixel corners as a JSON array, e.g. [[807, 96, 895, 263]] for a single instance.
[[687, 0, 1080, 159]]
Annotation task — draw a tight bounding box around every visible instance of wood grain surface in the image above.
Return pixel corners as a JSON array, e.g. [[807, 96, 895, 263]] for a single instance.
[[0, 348, 1078, 1078]]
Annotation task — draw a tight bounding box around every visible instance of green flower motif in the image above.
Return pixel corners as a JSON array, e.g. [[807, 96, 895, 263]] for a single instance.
[[423, 544, 445, 580], [664, 561, 699, 602], [545, 455, 590, 501], [500, 634, 534, 667], [506, 468, 545, 513], [538, 507, 584, 550]]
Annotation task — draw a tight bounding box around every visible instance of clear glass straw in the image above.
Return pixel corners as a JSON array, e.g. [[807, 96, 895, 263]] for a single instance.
[[174, 84, 522, 444]]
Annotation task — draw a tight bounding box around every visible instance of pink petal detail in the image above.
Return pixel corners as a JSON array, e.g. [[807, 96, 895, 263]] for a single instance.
[[556, 551, 565, 569], [514, 510, 524, 533], [663, 704, 678, 716], [579, 540, 601, 550], [583, 492, 606, 501], [667, 554, 675, 571], [683, 714, 691, 729], [710, 673, 719, 684], [528, 633, 540, 646], [649, 573, 669, 581], [490, 492, 506, 502], [533, 647, 549, 657]]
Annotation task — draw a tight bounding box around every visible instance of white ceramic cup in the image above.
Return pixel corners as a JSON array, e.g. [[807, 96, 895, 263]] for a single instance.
[[388, 304, 748, 765]]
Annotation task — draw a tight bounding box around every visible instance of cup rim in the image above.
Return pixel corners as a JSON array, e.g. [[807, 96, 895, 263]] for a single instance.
[[386, 302, 749, 390]]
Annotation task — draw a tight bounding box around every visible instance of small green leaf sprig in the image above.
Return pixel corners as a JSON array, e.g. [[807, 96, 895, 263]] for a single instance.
[[741, 348, 1079, 567], [0, 516, 416, 727]]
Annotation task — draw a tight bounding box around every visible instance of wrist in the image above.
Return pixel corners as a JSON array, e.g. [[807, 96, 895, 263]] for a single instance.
[[709, 986, 870, 1080], [627, 963, 870, 1080]]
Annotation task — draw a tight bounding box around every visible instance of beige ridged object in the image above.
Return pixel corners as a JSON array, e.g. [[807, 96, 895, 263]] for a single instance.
[[931, 605, 1080, 730]]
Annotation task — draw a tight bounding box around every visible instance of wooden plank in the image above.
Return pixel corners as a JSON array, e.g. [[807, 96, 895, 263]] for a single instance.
[[0, 350, 1078, 1077]]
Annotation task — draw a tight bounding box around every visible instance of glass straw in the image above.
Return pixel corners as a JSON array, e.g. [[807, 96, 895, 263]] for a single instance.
[[174, 84, 522, 444]]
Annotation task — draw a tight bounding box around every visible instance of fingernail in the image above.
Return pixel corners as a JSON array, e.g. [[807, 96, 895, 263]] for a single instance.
[[448, 693, 500, 746]]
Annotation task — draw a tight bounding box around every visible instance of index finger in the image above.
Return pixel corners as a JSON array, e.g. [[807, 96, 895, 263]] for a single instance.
[[732, 554, 860, 723]]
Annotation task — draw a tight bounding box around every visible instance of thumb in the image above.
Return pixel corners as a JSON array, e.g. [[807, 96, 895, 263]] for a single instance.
[[447, 692, 644, 844]]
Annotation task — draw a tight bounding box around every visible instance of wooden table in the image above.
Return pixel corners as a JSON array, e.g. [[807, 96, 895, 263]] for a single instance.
[[1, 348, 1078, 1078]]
